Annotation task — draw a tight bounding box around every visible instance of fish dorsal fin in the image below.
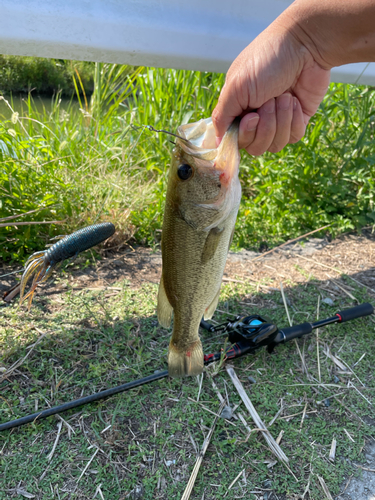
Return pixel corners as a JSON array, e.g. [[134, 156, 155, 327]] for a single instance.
[[157, 275, 173, 328], [204, 286, 221, 320], [201, 226, 224, 265]]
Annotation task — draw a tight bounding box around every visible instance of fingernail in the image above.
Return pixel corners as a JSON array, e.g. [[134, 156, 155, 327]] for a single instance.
[[246, 115, 259, 131], [278, 94, 292, 110], [293, 97, 297, 110], [264, 99, 275, 114]]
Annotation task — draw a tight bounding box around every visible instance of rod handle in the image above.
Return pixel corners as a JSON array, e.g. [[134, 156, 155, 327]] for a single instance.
[[336, 302, 374, 323], [200, 319, 215, 332], [277, 322, 313, 343]]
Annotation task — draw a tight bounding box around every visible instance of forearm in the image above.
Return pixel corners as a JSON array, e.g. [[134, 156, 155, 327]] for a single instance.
[[276, 0, 375, 69]]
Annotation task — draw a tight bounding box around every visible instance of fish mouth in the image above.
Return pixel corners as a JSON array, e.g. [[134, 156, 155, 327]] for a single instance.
[[177, 118, 217, 151], [177, 118, 240, 186], [176, 118, 241, 232]]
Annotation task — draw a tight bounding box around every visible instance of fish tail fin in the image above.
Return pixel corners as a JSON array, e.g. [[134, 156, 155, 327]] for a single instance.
[[168, 339, 204, 378]]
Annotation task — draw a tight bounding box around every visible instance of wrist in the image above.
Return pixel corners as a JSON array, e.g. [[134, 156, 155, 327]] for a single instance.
[[274, 0, 375, 69]]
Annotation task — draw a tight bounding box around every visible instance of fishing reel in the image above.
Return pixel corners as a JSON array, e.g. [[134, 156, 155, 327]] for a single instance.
[[200, 314, 278, 353], [1, 303, 373, 432], [200, 302, 374, 360], [225, 315, 278, 347]]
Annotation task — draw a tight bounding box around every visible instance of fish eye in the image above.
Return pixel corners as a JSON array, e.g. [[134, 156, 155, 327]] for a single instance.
[[177, 164, 192, 180]]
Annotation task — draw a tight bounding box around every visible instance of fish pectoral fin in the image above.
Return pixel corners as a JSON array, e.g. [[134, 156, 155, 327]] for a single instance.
[[157, 276, 173, 328], [204, 286, 221, 320], [201, 226, 224, 264]]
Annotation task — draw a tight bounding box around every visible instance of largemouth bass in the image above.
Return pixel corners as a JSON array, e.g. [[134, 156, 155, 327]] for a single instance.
[[157, 117, 241, 378]]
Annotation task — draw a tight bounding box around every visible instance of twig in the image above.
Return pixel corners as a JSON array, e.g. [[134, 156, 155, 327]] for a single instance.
[[347, 381, 373, 406], [187, 398, 236, 426], [323, 345, 348, 371], [226, 366, 289, 463], [300, 403, 308, 428], [224, 469, 245, 497], [278, 410, 317, 420], [209, 375, 225, 404], [280, 282, 308, 375], [316, 296, 321, 383], [343, 428, 355, 443], [196, 372, 204, 403], [336, 355, 366, 387], [251, 224, 331, 261], [92, 483, 105, 500], [276, 430, 284, 445], [77, 447, 99, 482], [237, 413, 267, 442], [46, 421, 63, 462], [352, 352, 366, 368], [0, 333, 47, 384], [301, 478, 310, 499], [329, 438, 336, 462], [331, 279, 358, 302], [180, 401, 225, 500], [56, 414, 75, 439], [0, 207, 57, 223], [238, 412, 252, 435], [2, 284, 21, 303], [268, 405, 284, 427], [222, 277, 244, 283], [296, 255, 375, 293], [317, 391, 346, 404], [0, 220, 64, 227], [188, 430, 198, 456], [280, 282, 292, 326], [354, 464, 375, 472], [317, 475, 333, 500], [336, 398, 365, 424]]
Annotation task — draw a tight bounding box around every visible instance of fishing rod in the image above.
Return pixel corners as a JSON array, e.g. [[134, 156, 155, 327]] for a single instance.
[[0, 302, 373, 432]]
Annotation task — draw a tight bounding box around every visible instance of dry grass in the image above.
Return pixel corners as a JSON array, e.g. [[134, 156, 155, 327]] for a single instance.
[[0, 232, 374, 499]]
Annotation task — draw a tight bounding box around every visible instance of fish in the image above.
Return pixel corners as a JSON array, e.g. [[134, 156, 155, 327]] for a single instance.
[[157, 117, 241, 378]]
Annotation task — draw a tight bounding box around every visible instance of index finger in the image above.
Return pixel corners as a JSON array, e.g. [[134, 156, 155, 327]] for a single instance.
[[212, 79, 246, 142]]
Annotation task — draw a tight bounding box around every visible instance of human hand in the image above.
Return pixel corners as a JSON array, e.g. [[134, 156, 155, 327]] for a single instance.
[[212, 18, 331, 155]]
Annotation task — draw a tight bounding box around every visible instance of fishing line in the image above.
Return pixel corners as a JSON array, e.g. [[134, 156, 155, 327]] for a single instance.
[[130, 124, 188, 143]]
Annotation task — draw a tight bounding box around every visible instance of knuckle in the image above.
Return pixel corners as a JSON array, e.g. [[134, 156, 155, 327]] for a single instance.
[[289, 134, 302, 144], [247, 145, 266, 156], [268, 142, 284, 153], [289, 128, 304, 144], [211, 108, 220, 126]]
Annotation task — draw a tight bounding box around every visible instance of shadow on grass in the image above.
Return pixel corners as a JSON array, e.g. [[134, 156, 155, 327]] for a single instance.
[[0, 260, 374, 500]]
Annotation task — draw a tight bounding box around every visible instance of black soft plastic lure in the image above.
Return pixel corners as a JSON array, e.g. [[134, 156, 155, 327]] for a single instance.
[[19, 222, 115, 309]]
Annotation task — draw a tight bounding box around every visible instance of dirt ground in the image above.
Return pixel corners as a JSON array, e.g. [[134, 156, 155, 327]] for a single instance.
[[1, 231, 375, 299], [1, 231, 375, 500]]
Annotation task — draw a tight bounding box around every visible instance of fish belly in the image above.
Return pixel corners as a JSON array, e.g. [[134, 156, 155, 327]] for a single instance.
[[160, 208, 236, 377]]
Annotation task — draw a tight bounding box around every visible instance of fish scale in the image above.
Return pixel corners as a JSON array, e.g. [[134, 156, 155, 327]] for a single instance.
[[157, 118, 241, 378]]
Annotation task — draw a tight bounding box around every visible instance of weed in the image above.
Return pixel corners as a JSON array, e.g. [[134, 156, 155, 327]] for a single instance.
[[1, 65, 375, 263], [0, 248, 374, 498]]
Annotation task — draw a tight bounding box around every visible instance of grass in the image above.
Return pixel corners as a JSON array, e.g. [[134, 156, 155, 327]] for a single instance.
[[1, 59, 375, 499], [0, 253, 374, 499], [1, 64, 375, 264]]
